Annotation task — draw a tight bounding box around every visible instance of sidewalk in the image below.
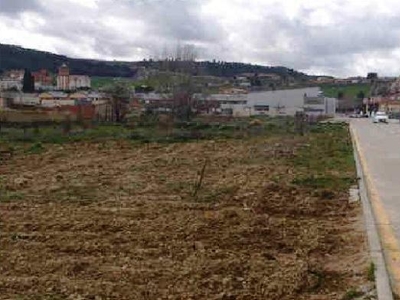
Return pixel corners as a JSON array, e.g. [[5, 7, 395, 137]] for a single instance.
[[351, 119, 400, 298]]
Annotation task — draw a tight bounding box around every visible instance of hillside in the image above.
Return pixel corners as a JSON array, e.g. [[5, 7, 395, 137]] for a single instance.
[[0, 44, 135, 77], [0, 43, 310, 81], [135, 59, 311, 81]]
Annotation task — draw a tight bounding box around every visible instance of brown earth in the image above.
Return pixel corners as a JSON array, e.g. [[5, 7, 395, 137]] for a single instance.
[[0, 136, 369, 299]]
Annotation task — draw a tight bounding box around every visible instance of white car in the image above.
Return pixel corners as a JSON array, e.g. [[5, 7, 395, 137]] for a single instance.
[[373, 111, 389, 123]]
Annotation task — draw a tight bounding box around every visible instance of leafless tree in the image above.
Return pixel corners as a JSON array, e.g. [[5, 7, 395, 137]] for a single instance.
[[103, 82, 132, 122]]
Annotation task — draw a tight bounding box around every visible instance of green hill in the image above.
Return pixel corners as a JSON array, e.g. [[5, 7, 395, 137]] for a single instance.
[[0, 43, 311, 82], [0, 44, 135, 77], [320, 83, 371, 98]]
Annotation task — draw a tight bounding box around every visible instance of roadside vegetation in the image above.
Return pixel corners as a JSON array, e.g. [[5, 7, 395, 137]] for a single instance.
[[0, 117, 371, 299], [320, 83, 370, 99], [91, 76, 134, 90]]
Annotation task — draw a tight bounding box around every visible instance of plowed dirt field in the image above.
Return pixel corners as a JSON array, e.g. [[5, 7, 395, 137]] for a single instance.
[[0, 124, 371, 299]]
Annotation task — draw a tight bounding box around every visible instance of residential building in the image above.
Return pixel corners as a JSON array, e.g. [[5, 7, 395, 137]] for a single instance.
[[316, 77, 335, 84], [0, 78, 23, 91], [39, 91, 73, 107], [0, 91, 41, 107], [69, 75, 91, 90], [87, 92, 107, 102], [3, 70, 25, 81], [69, 92, 88, 101], [0, 69, 25, 91], [12, 93, 40, 106], [56, 64, 91, 90], [381, 100, 400, 118], [39, 91, 69, 101], [389, 77, 400, 94], [233, 75, 252, 88], [33, 69, 54, 90], [0, 91, 13, 109], [219, 87, 248, 94]]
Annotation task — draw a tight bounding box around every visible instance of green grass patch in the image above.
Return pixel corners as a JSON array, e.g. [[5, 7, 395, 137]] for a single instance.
[[367, 262, 375, 282], [342, 289, 364, 300], [0, 124, 132, 146], [91, 76, 134, 89], [27, 142, 45, 154], [291, 123, 357, 195], [291, 175, 356, 190], [320, 83, 370, 99], [0, 191, 25, 202]]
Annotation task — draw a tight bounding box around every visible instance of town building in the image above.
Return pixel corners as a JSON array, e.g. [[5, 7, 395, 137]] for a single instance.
[[0, 91, 41, 107], [193, 93, 248, 115], [245, 88, 321, 116], [2, 70, 25, 81], [135, 87, 337, 117], [69, 75, 91, 90], [0, 78, 23, 91], [12, 93, 41, 106], [219, 87, 248, 94], [39, 91, 73, 107], [56, 64, 91, 90], [0, 69, 25, 91], [303, 95, 336, 116], [0, 91, 14, 109], [33, 69, 54, 90], [382, 100, 400, 117]]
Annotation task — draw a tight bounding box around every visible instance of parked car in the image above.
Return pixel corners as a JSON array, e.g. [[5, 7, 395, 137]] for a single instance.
[[373, 111, 389, 123]]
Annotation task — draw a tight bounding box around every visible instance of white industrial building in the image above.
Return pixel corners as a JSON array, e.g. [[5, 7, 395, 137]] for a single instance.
[[303, 96, 337, 117], [195, 87, 336, 117], [246, 88, 321, 116]]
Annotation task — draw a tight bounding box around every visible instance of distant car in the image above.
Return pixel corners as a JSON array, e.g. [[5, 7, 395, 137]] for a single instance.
[[349, 113, 368, 118], [373, 111, 389, 123]]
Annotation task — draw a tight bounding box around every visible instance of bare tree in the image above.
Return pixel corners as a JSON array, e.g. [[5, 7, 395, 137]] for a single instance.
[[159, 42, 198, 74], [170, 74, 199, 121], [103, 82, 132, 122]]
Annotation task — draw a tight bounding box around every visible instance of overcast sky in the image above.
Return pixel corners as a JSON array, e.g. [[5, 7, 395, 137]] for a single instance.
[[1, 0, 400, 77]]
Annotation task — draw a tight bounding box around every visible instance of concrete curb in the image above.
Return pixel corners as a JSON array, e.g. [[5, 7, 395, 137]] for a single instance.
[[350, 124, 394, 300]]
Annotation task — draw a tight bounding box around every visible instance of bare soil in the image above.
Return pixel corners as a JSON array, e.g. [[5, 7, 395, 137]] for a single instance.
[[0, 134, 369, 299]]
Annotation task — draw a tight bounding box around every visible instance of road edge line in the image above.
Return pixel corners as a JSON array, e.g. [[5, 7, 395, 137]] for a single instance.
[[350, 123, 394, 300]]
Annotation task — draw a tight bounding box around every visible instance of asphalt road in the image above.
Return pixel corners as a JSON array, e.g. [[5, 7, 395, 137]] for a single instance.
[[351, 118, 400, 294]]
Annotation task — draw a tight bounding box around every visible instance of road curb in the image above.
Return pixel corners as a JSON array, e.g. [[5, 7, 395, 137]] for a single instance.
[[350, 124, 394, 300]]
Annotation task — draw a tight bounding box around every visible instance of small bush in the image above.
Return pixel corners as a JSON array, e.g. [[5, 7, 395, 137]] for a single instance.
[[367, 262, 375, 282], [27, 142, 45, 154], [342, 289, 364, 300]]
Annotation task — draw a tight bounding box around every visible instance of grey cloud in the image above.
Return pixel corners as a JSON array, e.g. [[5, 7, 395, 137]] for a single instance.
[[29, 0, 224, 60], [3, 0, 400, 76], [0, 0, 43, 15], [212, 7, 400, 76]]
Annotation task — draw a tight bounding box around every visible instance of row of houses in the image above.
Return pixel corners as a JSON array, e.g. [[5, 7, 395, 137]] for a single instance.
[[313, 76, 373, 85], [1, 86, 336, 121], [364, 96, 400, 116], [0, 65, 91, 92], [0, 90, 117, 122], [1, 91, 108, 108]]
